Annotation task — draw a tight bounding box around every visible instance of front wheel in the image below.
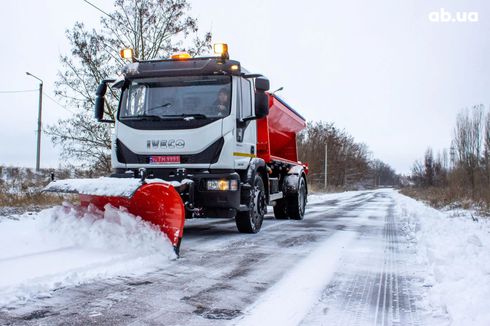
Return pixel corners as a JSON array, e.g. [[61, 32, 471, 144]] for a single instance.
[[236, 175, 266, 233], [287, 177, 307, 220]]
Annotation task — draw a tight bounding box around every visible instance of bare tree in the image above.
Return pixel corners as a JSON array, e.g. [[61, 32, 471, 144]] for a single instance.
[[483, 110, 490, 186], [424, 148, 434, 187], [408, 104, 490, 207], [47, 0, 212, 172], [453, 105, 484, 193], [370, 159, 398, 187], [411, 160, 425, 186], [434, 150, 448, 187], [297, 121, 386, 189]]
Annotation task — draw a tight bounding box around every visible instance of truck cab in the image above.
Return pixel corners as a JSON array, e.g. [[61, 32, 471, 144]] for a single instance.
[[94, 44, 308, 234]]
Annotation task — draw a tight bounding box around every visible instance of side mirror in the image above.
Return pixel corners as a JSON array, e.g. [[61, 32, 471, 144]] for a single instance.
[[94, 82, 108, 122], [255, 77, 270, 92], [255, 92, 269, 119], [254, 77, 270, 119]]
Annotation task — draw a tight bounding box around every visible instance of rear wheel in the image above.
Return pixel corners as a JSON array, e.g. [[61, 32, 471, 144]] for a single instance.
[[273, 199, 288, 219], [236, 175, 266, 233], [185, 210, 194, 219], [287, 177, 307, 220]]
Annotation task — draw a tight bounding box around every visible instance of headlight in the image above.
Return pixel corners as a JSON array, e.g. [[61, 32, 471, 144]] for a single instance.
[[206, 179, 238, 191]]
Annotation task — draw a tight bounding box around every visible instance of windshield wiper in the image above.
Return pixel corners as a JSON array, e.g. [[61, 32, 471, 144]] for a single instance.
[[121, 113, 210, 121], [120, 114, 162, 121], [148, 102, 172, 112], [160, 114, 208, 120]]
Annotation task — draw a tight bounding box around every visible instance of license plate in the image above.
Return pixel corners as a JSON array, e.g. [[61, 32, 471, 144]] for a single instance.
[[149, 155, 180, 164]]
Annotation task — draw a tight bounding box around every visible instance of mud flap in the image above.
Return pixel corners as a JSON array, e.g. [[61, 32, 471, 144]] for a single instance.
[[78, 182, 186, 255]]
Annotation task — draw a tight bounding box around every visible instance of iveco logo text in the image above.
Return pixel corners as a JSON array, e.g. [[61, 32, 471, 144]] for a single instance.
[[147, 139, 185, 149]]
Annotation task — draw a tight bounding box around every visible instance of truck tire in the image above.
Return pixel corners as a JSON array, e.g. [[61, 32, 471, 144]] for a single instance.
[[273, 199, 288, 219], [236, 175, 266, 233], [185, 210, 194, 219], [287, 176, 307, 220]]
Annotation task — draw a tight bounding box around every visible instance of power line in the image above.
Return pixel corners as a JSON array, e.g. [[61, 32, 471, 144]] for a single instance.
[[0, 89, 38, 94], [0, 88, 77, 114], [82, 0, 114, 20], [81, 0, 133, 34], [42, 92, 76, 114], [82, 0, 128, 27]]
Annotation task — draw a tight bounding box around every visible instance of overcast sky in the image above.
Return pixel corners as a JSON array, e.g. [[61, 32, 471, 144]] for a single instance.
[[0, 0, 488, 174]]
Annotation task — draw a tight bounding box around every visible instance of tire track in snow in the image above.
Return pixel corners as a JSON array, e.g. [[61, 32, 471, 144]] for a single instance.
[[373, 203, 421, 326], [234, 231, 357, 326], [300, 191, 427, 326]]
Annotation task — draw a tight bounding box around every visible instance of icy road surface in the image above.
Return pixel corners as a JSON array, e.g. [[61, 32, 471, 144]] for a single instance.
[[1, 189, 488, 325]]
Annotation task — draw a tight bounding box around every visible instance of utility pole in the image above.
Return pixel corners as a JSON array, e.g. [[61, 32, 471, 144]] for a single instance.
[[324, 143, 328, 190], [26, 72, 43, 172]]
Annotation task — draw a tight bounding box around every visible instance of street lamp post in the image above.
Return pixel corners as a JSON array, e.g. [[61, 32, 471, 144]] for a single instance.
[[26, 72, 43, 172]]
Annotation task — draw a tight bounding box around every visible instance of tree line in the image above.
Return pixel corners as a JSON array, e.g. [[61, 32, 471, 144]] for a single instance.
[[410, 104, 490, 206], [297, 121, 399, 190]]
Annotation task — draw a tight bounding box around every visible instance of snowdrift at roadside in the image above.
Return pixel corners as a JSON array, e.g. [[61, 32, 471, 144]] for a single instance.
[[0, 203, 175, 307], [394, 192, 490, 326]]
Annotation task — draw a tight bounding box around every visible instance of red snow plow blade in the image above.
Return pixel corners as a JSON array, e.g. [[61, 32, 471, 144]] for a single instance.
[[44, 178, 186, 253]]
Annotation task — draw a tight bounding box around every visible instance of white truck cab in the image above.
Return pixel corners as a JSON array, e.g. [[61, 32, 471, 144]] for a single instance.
[[93, 44, 307, 233]]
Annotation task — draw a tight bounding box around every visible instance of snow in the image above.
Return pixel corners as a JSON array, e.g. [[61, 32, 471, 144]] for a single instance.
[[307, 190, 366, 205], [237, 189, 490, 325], [235, 231, 357, 326], [393, 191, 490, 326], [1, 188, 489, 325], [43, 177, 194, 197], [0, 202, 175, 307], [44, 177, 145, 197]]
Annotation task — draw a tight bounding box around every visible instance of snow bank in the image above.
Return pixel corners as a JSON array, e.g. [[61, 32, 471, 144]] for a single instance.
[[394, 192, 490, 325], [44, 177, 193, 197], [0, 203, 175, 307]]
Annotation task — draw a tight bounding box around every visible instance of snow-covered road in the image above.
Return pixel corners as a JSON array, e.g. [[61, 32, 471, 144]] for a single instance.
[[0, 189, 488, 325]]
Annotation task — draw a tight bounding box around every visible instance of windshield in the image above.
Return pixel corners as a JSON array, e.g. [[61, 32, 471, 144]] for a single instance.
[[119, 75, 231, 120]]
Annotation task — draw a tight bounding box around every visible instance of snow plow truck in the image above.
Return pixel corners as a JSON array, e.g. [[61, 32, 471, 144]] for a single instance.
[[45, 44, 308, 254]]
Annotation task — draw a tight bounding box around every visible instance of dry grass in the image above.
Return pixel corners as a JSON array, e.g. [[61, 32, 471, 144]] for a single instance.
[[0, 166, 79, 209], [400, 187, 490, 216], [0, 192, 68, 208], [400, 187, 460, 208], [307, 182, 351, 194]]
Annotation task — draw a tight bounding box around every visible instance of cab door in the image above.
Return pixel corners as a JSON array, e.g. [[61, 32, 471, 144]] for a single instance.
[[234, 77, 257, 170]]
